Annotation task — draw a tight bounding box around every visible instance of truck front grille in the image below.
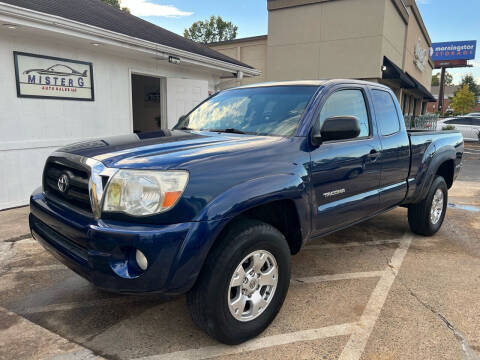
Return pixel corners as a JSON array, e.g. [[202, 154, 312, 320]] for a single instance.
[[43, 159, 93, 215]]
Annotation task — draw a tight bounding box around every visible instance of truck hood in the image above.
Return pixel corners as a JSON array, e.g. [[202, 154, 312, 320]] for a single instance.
[[58, 130, 286, 169]]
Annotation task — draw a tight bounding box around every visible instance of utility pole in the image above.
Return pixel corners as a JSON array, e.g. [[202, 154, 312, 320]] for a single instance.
[[438, 67, 446, 114]]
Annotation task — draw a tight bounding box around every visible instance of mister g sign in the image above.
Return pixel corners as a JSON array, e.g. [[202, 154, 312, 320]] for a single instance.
[[14, 52, 94, 101]]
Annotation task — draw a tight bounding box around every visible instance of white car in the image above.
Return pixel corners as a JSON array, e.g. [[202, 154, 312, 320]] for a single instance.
[[437, 116, 480, 141]]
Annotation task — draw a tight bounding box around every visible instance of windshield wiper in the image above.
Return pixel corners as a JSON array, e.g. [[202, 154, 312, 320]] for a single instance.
[[209, 128, 246, 134]]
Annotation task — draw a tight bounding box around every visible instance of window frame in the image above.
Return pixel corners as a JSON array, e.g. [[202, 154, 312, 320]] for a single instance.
[[371, 89, 402, 137], [470, 118, 480, 126], [313, 86, 373, 144], [445, 118, 472, 126]]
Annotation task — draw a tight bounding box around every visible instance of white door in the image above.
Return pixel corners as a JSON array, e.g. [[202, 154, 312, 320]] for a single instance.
[[166, 78, 208, 129], [442, 119, 472, 140], [455, 118, 474, 140], [471, 118, 480, 141]]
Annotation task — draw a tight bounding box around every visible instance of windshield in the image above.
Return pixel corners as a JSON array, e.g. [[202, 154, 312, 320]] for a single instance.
[[174, 86, 319, 136]]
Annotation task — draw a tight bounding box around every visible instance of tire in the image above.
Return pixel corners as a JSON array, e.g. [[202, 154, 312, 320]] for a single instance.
[[187, 219, 291, 344], [408, 176, 448, 236]]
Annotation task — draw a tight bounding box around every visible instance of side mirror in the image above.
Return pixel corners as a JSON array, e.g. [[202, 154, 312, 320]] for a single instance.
[[314, 116, 361, 144], [178, 115, 186, 123]]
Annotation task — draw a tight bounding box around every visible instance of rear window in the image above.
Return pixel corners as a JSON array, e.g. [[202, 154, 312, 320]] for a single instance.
[[371, 90, 400, 136]]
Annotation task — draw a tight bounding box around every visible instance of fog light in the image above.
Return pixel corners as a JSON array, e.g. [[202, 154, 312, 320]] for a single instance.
[[135, 250, 148, 271]]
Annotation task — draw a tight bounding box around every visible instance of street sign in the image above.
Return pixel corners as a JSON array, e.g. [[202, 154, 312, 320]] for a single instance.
[[430, 40, 476, 61]]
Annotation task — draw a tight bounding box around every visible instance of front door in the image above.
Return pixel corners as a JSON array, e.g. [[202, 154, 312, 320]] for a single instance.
[[310, 87, 382, 236], [131, 74, 164, 133]]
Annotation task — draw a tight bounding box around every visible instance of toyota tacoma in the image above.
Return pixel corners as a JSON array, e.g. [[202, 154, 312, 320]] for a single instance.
[[30, 80, 464, 344]]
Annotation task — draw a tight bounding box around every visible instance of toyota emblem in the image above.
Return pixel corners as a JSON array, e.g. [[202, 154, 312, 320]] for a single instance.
[[57, 174, 70, 193]]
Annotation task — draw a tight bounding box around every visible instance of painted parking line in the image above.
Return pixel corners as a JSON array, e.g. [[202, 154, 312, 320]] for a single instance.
[[136, 235, 412, 360], [18, 270, 385, 315], [338, 235, 412, 360], [304, 239, 401, 250], [292, 271, 386, 284], [134, 322, 357, 360]]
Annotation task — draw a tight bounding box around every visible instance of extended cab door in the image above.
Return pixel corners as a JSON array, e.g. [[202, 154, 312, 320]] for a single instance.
[[309, 85, 382, 236], [369, 88, 410, 209]]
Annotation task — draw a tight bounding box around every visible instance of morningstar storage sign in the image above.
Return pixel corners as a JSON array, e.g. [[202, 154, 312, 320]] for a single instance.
[[430, 40, 477, 61], [14, 52, 94, 101]]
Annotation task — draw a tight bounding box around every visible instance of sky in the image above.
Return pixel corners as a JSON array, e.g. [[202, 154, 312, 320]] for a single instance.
[[120, 0, 479, 85]]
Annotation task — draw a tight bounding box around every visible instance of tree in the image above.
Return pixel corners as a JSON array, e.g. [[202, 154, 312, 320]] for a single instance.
[[431, 72, 453, 87], [184, 16, 238, 44], [101, 0, 130, 13], [450, 84, 475, 114], [455, 74, 480, 98]]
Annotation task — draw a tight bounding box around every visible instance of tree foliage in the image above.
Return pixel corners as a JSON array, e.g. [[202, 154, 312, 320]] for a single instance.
[[101, 0, 130, 13], [184, 16, 238, 44], [431, 72, 453, 87], [451, 84, 476, 114], [455, 74, 480, 98]]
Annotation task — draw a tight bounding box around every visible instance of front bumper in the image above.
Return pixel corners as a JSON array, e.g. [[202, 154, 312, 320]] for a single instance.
[[29, 189, 222, 294]]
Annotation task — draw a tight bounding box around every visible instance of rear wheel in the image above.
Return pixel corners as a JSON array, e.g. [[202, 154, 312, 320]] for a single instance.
[[187, 219, 291, 344], [408, 176, 448, 236]]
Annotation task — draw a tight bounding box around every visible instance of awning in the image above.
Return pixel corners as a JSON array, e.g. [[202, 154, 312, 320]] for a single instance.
[[405, 73, 436, 102], [382, 57, 415, 88]]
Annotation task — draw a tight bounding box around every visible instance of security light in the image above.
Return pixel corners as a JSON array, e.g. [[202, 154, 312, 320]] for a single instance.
[[168, 56, 181, 65]]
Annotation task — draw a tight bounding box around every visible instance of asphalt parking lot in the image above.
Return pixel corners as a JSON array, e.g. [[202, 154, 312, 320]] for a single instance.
[[1, 143, 479, 360]]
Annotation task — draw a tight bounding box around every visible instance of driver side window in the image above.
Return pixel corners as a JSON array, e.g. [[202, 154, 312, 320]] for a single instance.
[[317, 89, 370, 138]]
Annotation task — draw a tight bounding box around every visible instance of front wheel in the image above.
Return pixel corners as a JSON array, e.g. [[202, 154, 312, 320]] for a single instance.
[[187, 219, 291, 344], [408, 176, 448, 236]]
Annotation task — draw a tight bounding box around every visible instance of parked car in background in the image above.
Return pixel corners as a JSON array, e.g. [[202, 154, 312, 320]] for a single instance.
[[437, 116, 480, 141], [465, 112, 480, 117]]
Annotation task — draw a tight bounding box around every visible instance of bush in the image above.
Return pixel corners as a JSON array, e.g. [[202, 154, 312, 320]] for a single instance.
[[442, 125, 456, 131]]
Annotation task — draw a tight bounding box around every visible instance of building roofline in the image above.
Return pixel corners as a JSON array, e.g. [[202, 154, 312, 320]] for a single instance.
[[404, 0, 432, 46], [208, 35, 268, 47], [391, 0, 409, 24], [0, 2, 261, 77], [268, 0, 408, 24]]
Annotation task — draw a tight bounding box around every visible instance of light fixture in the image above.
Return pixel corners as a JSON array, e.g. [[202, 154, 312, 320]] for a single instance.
[[3, 24, 17, 29], [135, 250, 148, 271], [91, 42, 101, 46], [381, 65, 387, 71], [168, 55, 181, 65]]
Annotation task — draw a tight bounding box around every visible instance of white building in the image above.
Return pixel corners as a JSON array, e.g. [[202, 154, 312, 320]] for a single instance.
[[0, 0, 259, 210]]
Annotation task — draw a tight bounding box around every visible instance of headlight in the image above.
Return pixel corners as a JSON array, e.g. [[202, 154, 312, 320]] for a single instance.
[[103, 170, 189, 216]]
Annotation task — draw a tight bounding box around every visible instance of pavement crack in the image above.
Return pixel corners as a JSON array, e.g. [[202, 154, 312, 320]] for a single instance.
[[2, 233, 32, 243], [393, 272, 479, 360], [0, 242, 15, 274]]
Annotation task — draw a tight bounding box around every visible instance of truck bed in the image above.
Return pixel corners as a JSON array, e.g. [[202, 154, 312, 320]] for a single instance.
[[407, 130, 463, 180]]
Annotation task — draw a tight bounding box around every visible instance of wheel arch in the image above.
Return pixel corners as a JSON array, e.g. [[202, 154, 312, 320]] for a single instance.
[[410, 150, 456, 203], [198, 173, 311, 253]]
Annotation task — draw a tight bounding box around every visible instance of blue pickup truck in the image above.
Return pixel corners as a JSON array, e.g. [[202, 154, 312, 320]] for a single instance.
[[30, 80, 463, 344]]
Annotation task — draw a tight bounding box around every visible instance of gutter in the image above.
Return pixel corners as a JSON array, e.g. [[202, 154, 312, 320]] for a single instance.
[[0, 2, 261, 77]]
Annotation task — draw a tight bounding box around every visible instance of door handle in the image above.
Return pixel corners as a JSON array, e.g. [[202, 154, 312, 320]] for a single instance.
[[368, 149, 380, 161]]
